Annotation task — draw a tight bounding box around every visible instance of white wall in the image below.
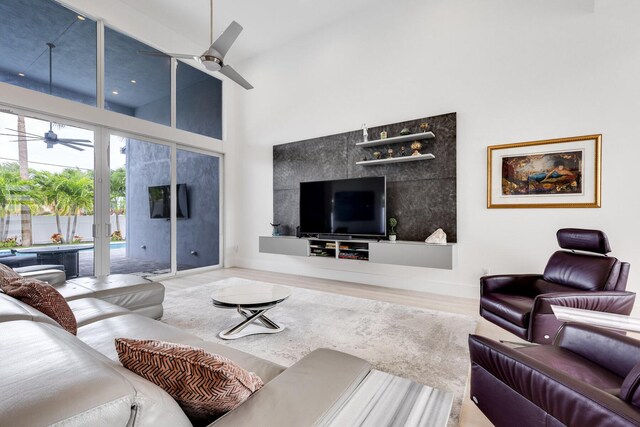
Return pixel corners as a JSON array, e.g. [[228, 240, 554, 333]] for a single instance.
[[225, 0, 640, 299]]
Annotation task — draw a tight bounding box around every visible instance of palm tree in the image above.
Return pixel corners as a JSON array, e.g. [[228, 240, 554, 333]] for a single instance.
[[110, 167, 126, 233], [0, 163, 28, 241], [17, 115, 32, 247], [32, 170, 65, 239], [56, 169, 93, 243]]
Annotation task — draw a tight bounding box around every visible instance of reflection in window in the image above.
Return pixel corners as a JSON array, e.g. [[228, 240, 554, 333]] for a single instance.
[[104, 27, 171, 126], [0, 0, 97, 106], [176, 61, 223, 139]]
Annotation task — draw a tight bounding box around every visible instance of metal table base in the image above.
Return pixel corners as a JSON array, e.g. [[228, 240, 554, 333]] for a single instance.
[[216, 304, 285, 340]]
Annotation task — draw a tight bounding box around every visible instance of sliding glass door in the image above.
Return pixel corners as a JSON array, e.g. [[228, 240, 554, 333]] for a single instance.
[[176, 148, 221, 272], [108, 134, 172, 276], [0, 111, 222, 279], [105, 135, 221, 277], [0, 110, 95, 277]]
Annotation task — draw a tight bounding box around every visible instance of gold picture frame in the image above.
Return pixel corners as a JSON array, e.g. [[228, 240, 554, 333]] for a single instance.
[[487, 134, 601, 208]]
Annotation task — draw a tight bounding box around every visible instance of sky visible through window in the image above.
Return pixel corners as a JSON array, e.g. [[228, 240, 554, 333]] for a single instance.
[[0, 111, 125, 172]]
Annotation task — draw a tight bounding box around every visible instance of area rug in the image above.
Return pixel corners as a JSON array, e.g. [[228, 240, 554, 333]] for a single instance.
[[161, 277, 478, 426]]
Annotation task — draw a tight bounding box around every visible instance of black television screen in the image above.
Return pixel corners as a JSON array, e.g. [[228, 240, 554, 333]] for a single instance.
[[299, 176, 386, 236], [148, 184, 189, 219]]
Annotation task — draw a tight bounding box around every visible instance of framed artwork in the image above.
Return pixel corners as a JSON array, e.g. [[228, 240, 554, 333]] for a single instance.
[[487, 134, 601, 208]]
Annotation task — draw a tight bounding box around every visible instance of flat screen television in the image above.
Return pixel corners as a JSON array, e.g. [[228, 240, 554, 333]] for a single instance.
[[148, 184, 189, 219], [299, 176, 386, 237]]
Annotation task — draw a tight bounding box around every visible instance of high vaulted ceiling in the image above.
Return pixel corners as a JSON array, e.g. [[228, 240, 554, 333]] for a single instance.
[[117, 0, 386, 62]]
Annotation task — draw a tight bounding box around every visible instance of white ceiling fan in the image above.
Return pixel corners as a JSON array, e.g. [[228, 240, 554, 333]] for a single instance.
[[140, 0, 253, 90]]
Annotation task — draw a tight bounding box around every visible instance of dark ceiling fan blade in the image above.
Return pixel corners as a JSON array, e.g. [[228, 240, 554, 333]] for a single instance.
[[210, 21, 243, 58], [57, 141, 84, 151], [4, 128, 42, 138], [57, 139, 94, 147], [219, 64, 253, 90], [57, 138, 93, 143], [138, 50, 197, 60], [7, 138, 44, 142], [1, 133, 41, 139]]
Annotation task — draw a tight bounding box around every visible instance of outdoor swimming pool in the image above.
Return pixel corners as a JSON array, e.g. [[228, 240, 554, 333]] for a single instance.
[[1, 241, 127, 257]]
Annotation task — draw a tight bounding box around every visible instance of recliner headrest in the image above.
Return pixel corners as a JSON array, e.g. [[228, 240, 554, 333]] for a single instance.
[[557, 228, 611, 254]]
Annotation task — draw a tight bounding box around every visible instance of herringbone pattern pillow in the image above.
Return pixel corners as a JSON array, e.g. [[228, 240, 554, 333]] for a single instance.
[[115, 338, 264, 422], [1, 277, 77, 335], [0, 263, 20, 287]]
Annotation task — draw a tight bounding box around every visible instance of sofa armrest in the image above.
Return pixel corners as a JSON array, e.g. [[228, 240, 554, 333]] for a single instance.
[[533, 291, 636, 315], [211, 349, 370, 427], [480, 274, 542, 296], [469, 334, 640, 426], [15, 268, 67, 286], [553, 323, 640, 378]]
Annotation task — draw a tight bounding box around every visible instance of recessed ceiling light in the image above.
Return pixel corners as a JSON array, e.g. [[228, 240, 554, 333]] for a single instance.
[[130, 80, 137, 84], [77, 15, 86, 21], [18, 72, 25, 77], [112, 91, 119, 95]]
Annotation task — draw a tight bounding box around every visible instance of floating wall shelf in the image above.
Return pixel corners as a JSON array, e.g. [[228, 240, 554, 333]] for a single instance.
[[356, 153, 435, 166], [355, 131, 435, 148]]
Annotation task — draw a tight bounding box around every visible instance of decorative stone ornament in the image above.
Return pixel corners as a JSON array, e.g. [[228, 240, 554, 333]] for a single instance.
[[426, 228, 447, 244]]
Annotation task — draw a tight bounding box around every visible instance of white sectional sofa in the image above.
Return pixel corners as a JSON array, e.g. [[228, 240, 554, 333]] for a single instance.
[[0, 270, 375, 426]]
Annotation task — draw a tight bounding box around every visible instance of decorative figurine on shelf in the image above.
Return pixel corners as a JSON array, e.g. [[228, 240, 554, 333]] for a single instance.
[[400, 146, 406, 156], [270, 222, 281, 236], [410, 141, 423, 156], [388, 217, 398, 242], [387, 147, 394, 158], [373, 151, 382, 159], [380, 130, 388, 139], [400, 128, 412, 136], [419, 122, 430, 133], [425, 228, 447, 244], [362, 123, 368, 142]]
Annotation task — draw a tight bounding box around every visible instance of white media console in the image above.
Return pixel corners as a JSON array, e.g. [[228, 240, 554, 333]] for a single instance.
[[259, 236, 454, 270]]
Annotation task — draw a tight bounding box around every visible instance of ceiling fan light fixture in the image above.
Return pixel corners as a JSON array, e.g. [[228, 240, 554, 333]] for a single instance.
[[200, 55, 222, 72]]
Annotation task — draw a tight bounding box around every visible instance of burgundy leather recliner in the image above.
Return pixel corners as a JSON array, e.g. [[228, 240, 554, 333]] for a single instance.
[[480, 228, 635, 344], [469, 323, 640, 427]]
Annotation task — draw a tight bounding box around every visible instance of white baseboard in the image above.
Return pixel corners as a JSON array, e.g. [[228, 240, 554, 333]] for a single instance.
[[234, 256, 478, 300]]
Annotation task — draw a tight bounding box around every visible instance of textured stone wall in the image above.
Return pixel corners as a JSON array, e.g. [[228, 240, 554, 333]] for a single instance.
[[273, 112, 457, 242]]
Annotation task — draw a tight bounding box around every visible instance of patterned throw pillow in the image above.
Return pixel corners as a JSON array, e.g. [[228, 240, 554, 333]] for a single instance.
[[0, 263, 21, 287], [115, 338, 264, 422], [0, 277, 77, 335]]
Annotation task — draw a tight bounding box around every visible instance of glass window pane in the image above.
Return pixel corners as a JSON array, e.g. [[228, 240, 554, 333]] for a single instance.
[[176, 61, 223, 139], [110, 135, 171, 276], [176, 149, 220, 271], [105, 27, 171, 126], [0, 0, 97, 106], [0, 111, 95, 278]]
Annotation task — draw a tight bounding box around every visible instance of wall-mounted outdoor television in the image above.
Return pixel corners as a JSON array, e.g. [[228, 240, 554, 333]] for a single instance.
[[299, 176, 386, 237], [148, 184, 189, 219]]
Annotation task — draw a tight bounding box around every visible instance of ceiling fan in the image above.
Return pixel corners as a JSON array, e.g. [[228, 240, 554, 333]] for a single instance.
[[139, 0, 253, 90], [1, 42, 93, 151]]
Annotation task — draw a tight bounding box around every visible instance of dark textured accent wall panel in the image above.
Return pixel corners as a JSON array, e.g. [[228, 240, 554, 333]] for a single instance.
[[273, 112, 457, 242], [273, 133, 351, 190]]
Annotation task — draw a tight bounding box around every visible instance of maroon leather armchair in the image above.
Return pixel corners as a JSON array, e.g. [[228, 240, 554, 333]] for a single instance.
[[469, 323, 640, 427], [480, 228, 635, 344]]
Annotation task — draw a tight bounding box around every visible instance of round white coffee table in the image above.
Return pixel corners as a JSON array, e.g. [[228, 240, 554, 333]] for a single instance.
[[211, 283, 291, 340]]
